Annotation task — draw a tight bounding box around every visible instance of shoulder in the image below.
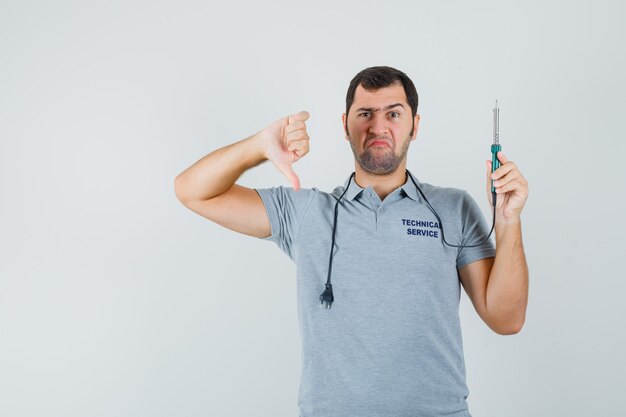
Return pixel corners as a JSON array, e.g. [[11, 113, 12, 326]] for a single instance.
[[416, 180, 469, 204], [255, 183, 357, 206], [255, 185, 320, 201], [253, 186, 321, 220]]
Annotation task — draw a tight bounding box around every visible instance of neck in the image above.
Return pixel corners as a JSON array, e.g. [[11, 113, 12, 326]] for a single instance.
[[353, 161, 408, 201]]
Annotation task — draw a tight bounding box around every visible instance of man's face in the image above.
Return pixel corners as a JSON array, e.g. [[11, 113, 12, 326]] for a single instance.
[[342, 82, 419, 175]]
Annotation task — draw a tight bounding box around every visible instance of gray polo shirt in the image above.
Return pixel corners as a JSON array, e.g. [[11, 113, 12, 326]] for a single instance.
[[255, 169, 495, 417]]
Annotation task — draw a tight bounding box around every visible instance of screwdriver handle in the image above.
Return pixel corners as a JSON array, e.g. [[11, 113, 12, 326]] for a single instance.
[[491, 144, 501, 193]]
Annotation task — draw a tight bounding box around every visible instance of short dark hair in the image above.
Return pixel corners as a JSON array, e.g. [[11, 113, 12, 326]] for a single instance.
[[345, 66, 419, 119]]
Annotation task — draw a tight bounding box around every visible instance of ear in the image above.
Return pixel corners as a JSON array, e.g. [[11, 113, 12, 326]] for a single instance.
[[342, 113, 349, 140], [411, 114, 420, 141]]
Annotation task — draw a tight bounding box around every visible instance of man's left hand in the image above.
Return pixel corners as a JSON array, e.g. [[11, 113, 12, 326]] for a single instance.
[[485, 152, 529, 224]]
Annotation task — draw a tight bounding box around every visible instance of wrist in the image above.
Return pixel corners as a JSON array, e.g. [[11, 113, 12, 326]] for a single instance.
[[495, 215, 521, 226], [245, 131, 271, 166], [494, 205, 522, 225], [495, 217, 522, 242]]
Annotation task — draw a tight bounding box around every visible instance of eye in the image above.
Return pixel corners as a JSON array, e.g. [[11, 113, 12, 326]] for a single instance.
[[389, 111, 400, 118], [358, 112, 370, 117]]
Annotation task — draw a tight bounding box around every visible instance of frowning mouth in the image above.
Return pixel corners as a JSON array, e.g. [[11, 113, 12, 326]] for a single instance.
[[366, 138, 392, 148]]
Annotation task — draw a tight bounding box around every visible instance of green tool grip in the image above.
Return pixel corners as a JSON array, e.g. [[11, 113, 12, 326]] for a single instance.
[[491, 144, 502, 193]]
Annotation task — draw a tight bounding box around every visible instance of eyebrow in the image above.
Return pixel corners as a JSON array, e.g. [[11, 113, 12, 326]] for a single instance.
[[355, 103, 405, 113]]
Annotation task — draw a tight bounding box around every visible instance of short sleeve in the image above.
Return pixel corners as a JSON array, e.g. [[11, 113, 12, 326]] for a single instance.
[[254, 186, 317, 261], [456, 191, 496, 270]]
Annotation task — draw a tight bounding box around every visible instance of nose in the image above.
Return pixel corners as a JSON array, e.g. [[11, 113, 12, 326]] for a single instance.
[[368, 113, 390, 136]]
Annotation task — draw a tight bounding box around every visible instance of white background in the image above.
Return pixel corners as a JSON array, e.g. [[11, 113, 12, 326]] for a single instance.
[[1, 0, 625, 416]]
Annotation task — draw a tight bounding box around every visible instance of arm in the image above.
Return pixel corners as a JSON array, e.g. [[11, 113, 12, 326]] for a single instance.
[[459, 152, 529, 335], [174, 111, 311, 238]]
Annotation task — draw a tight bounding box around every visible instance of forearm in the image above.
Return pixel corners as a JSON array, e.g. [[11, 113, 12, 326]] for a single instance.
[[174, 133, 267, 202], [486, 219, 529, 333]]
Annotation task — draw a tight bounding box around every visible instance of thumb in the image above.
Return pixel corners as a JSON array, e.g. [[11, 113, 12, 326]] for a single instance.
[[485, 160, 491, 196], [277, 160, 301, 192]]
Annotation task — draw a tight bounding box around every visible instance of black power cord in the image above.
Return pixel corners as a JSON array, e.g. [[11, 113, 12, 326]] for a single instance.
[[319, 170, 497, 309]]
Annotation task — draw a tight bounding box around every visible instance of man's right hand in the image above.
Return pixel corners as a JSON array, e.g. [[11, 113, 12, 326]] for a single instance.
[[175, 110, 311, 238], [258, 110, 311, 191]]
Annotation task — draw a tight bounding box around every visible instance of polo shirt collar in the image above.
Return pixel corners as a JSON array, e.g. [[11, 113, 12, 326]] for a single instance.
[[401, 169, 421, 202], [340, 169, 421, 202]]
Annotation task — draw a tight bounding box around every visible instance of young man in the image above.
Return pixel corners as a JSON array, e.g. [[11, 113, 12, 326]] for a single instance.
[[174, 66, 529, 417]]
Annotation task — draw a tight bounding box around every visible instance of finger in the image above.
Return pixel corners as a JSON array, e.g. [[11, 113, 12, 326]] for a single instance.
[[490, 162, 517, 180], [292, 146, 309, 162], [497, 151, 509, 164], [288, 139, 310, 155], [287, 130, 309, 144], [492, 170, 521, 188], [496, 179, 522, 194], [285, 120, 307, 134], [485, 161, 493, 205], [288, 136, 309, 148], [289, 110, 310, 125]]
